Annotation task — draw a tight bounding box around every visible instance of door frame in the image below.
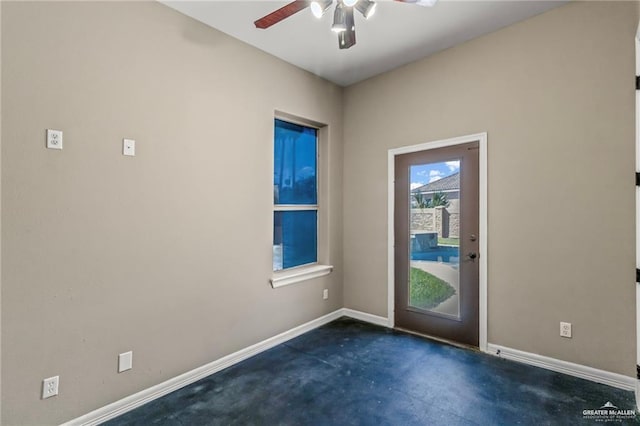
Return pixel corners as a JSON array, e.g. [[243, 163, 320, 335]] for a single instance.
[[387, 132, 488, 352], [634, 25, 640, 410]]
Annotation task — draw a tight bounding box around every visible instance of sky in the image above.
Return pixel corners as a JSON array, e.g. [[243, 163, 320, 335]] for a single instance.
[[410, 160, 460, 190]]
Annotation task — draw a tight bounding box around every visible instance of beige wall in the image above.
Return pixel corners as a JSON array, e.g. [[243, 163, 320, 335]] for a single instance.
[[343, 1, 638, 376], [3, 0, 639, 424], [1, 2, 343, 424]]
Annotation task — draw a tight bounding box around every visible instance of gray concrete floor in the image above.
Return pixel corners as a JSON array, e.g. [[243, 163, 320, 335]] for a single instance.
[[106, 318, 639, 425]]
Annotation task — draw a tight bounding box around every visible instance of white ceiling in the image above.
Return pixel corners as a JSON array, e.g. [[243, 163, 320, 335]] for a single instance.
[[162, 0, 566, 87]]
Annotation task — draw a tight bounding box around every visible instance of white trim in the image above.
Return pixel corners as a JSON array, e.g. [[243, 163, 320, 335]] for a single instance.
[[63, 309, 346, 426], [487, 343, 636, 392], [478, 134, 488, 352], [273, 205, 318, 211], [387, 132, 488, 351], [270, 264, 333, 288], [387, 151, 396, 328], [342, 308, 391, 328]]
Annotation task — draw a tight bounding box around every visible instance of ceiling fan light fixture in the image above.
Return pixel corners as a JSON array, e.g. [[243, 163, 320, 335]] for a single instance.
[[255, 0, 437, 50], [310, 0, 333, 19], [331, 4, 347, 32], [355, 0, 376, 19], [338, 6, 356, 49]]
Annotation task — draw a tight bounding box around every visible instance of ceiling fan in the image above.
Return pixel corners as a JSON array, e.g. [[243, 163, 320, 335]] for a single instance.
[[254, 0, 438, 50]]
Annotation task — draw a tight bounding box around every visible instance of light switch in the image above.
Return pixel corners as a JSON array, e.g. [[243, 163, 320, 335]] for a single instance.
[[123, 139, 135, 156], [47, 129, 63, 150], [118, 351, 133, 373]]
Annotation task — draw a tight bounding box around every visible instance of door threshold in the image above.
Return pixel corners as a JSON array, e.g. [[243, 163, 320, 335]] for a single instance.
[[394, 326, 479, 352]]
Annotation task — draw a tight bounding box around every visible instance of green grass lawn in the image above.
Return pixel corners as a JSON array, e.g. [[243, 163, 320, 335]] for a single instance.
[[437, 237, 460, 246], [410, 267, 456, 309]]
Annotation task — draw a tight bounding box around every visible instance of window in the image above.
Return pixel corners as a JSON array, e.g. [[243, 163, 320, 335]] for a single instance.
[[273, 119, 318, 271]]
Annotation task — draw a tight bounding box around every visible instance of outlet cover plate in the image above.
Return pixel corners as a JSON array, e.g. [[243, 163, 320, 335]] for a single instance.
[[123, 139, 135, 156], [42, 376, 59, 399], [118, 351, 133, 372], [46, 129, 63, 150], [560, 322, 572, 338]]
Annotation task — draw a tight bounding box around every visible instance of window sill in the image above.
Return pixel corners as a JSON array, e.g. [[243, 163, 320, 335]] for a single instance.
[[270, 264, 334, 288]]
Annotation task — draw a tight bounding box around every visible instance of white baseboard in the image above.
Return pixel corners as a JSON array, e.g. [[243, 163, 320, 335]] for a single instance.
[[487, 343, 636, 392], [342, 308, 391, 328], [64, 309, 346, 426], [68, 311, 637, 425]]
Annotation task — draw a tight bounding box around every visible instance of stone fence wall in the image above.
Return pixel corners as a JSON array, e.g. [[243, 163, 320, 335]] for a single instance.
[[411, 207, 459, 238]]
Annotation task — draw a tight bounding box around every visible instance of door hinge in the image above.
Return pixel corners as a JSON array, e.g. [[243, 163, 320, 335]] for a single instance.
[[636, 268, 640, 283], [637, 364, 640, 380], [636, 172, 640, 186], [636, 75, 640, 90]]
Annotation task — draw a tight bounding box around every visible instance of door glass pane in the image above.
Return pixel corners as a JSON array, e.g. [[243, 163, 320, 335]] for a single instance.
[[273, 210, 318, 271], [409, 161, 461, 318]]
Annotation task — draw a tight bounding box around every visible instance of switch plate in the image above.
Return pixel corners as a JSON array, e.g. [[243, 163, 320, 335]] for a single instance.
[[42, 376, 59, 399], [560, 322, 572, 338], [46, 129, 63, 150], [118, 351, 133, 373], [123, 139, 135, 156], [323, 289, 329, 300]]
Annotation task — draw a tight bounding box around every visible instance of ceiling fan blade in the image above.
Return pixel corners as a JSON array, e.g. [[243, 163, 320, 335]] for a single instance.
[[254, 1, 312, 29], [338, 7, 356, 49], [394, 0, 438, 6]]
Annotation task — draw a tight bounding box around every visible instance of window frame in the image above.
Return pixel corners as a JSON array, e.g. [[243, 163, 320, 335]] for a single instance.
[[270, 112, 332, 288]]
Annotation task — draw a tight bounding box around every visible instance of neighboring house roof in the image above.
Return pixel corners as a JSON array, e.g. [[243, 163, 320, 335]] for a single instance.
[[412, 172, 459, 193]]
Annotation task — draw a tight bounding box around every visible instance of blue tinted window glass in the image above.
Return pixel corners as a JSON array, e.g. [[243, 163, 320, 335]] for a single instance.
[[274, 119, 317, 205], [273, 211, 317, 270]]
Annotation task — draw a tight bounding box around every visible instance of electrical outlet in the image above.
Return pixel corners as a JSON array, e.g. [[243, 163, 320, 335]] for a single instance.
[[323, 289, 329, 300], [42, 376, 59, 399], [560, 322, 572, 338], [46, 129, 63, 150]]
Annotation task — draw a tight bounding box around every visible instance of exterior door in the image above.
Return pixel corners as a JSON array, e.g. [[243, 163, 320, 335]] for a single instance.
[[394, 141, 479, 347]]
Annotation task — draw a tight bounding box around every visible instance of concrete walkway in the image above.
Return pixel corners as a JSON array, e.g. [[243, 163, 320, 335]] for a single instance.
[[411, 260, 459, 317]]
